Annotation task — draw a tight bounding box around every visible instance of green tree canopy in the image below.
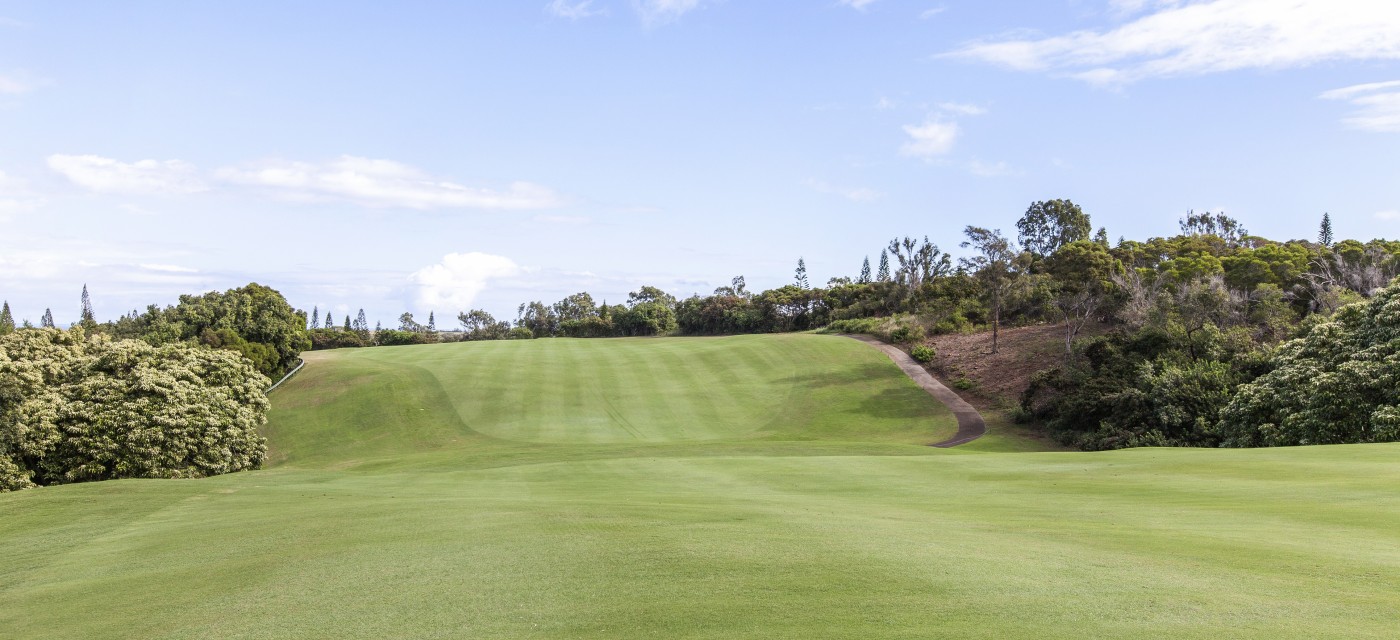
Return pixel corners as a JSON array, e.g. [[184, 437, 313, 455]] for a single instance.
[[1217, 278, 1400, 447]]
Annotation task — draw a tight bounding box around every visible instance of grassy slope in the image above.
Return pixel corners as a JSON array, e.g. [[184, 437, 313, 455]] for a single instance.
[[2, 334, 1399, 639]]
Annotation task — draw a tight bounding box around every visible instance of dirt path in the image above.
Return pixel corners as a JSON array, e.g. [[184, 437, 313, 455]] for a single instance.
[[845, 335, 986, 448]]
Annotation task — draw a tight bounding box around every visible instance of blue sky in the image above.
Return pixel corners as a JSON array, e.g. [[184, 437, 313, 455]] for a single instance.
[[1, 0, 1397, 327]]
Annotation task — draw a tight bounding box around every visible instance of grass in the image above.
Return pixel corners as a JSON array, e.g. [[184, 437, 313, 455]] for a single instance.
[[2, 334, 1399, 638]]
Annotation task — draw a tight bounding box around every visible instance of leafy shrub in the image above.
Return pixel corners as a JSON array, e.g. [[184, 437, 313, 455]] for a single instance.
[[375, 330, 436, 346], [890, 324, 925, 344], [910, 344, 935, 363], [0, 328, 270, 491], [952, 376, 976, 391], [507, 327, 535, 340]]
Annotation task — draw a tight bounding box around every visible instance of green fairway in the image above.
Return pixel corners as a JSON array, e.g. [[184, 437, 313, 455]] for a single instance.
[[3, 334, 1399, 639]]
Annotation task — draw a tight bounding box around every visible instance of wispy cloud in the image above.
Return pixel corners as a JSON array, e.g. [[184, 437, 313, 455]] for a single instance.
[[216, 155, 564, 210], [804, 178, 882, 202], [838, 0, 879, 11], [546, 0, 605, 19], [937, 101, 986, 116], [0, 171, 46, 218], [945, 0, 1400, 86], [633, 0, 708, 26], [919, 6, 947, 19], [0, 17, 29, 29], [411, 252, 522, 311], [47, 154, 208, 195], [139, 263, 199, 273], [1376, 210, 1400, 221], [1321, 80, 1400, 133], [900, 119, 959, 159], [0, 73, 32, 95]]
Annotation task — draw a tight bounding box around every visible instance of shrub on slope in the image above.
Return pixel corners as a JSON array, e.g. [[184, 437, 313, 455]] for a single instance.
[[1217, 279, 1400, 446]]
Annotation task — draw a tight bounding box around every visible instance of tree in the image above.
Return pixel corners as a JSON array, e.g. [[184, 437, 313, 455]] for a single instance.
[[1318, 212, 1335, 248], [310, 306, 319, 330], [795, 258, 810, 289], [398, 312, 421, 332], [427, 311, 436, 332], [324, 312, 335, 329], [458, 309, 510, 340], [40, 308, 54, 329], [0, 302, 12, 335], [1179, 210, 1249, 248], [343, 315, 351, 331], [887, 236, 951, 291], [353, 309, 369, 336], [1217, 279, 1400, 447], [157, 283, 312, 378], [1046, 240, 1121, 354], [960, 226, 1017, 353], [858, 257, 872, 284], [553, 292, 598, 321], [1093, 227, 1110, 247], [1017, 199, 1091, 258], [79, 284, 96, 330]]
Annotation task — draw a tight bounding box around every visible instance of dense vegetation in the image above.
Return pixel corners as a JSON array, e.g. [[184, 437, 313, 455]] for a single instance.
[[0, 327, 269, 491]]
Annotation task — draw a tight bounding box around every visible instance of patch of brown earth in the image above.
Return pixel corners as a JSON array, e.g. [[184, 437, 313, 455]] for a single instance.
[[923, 323, 1108, 411]]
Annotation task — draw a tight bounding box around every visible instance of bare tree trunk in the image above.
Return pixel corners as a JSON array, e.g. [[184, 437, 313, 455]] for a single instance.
[[991, 304, 1000, 354]]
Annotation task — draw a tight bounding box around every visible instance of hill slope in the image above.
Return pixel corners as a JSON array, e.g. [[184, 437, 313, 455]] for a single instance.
[[2, 334, 1399, 639]]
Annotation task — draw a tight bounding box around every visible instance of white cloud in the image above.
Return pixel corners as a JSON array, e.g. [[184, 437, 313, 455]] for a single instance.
[[47, 154, 207, 195], [633, 0, 707, 26], [937, 101, 986, 116], [945, 0, 1400, 85], [919, 6, 947, 19], [216, 155, 563, 210], [875, 96, 896, 110], [804, 178, 882, 202], [839, 0, 878, 10], [1320, 81, 1400, 133], [1376, 210, 1400, 221], [546, 0, 604, 19], [900, 119, 959, 158], [411, 252, 522, 311]]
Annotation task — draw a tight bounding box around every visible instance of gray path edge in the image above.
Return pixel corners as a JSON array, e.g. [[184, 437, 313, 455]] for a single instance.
[[843, 335, 987, 448]]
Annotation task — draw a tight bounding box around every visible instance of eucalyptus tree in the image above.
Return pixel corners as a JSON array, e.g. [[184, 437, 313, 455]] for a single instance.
[[1017, 199, 1091, 258], [960, 226, 1017, 353]]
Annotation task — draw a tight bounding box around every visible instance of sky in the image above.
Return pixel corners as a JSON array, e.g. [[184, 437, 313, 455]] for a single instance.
[[1, 0, 1398, 328]]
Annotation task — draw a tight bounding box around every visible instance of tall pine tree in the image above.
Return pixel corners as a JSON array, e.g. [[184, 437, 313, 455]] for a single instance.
[[324, 313, 335, 329], [310, 306, 319, 330], [79, 284, 96, 329], [876, 249, 891, 282], [427, 311, 436, 332], [354, 309, 369, 334], [795, 258, 809, 289], [40, 308, 54, 328], [858, 256, 872, 284], [1318, 212, 1334, 248], [343, 315, 351, 331], [0, 301, 14, 335]]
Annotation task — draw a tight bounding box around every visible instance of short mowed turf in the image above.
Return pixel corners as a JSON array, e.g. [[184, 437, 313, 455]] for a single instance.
[[3, 334, 1399, 639]]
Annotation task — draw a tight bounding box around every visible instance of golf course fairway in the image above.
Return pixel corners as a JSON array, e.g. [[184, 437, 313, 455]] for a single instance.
[[2, 334, 1398, 639]]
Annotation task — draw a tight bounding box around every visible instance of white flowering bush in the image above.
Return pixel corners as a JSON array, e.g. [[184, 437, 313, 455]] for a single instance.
[[0, 327, 269, 491]]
